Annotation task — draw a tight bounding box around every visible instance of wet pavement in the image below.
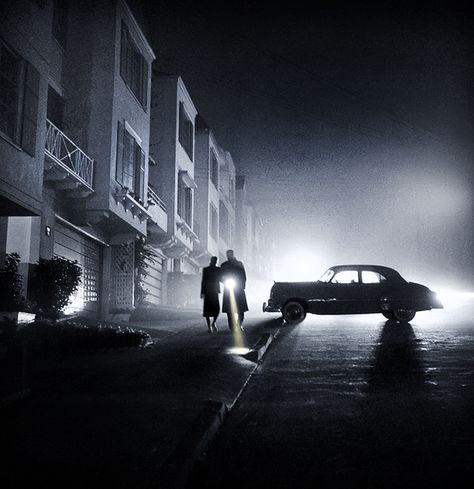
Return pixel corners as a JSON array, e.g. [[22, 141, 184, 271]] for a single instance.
[[190, 300, 474, 489], [1, 316, 278, 489]]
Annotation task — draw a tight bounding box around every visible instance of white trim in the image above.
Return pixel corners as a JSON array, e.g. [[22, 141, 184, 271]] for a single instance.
[[120, 0, 156, 61], [55, 214, 110, 247], [124, 121, 142, 145]]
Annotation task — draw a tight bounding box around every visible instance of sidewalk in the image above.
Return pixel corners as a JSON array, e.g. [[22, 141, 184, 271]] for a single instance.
[[1, 313, 282, 489]]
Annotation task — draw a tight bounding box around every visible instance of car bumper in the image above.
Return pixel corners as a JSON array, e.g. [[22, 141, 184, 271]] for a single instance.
[[263, 300, 280, 313]]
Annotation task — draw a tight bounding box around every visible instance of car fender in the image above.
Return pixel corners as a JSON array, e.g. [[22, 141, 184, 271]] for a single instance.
[[283, 297, 309, 311]]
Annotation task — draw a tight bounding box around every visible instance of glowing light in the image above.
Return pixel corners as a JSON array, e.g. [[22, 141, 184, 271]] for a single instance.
[[226, 278, 246, 349], [225, 278, 237, 289], [227, 347, 252, 355], [433, 288, 474, 309]]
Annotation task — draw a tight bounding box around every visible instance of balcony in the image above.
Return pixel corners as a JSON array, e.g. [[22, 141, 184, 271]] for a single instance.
[[44, 119, 94, 196], [147, 185, 167, 233], [113, 187, 152, 223]]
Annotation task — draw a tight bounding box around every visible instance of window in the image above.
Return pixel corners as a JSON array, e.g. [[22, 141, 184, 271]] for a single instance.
[[362, 271, 387, 284], [209, 203, 218, 241], [219, 201, 229, 243], [52, 0, 69, 48], [120, 22, 148, 109], [332, 270, 359, 284], [116, 121, 146, 202], [177, 173, 193, 224], [178, 102, 194, 160], [210, 149, 218, 188], [0, 40, 39, 155], [229, 177, 235, 204], [47, 85, 64, 127]]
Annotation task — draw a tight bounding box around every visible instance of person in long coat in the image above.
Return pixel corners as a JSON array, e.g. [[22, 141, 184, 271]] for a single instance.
[[201, 256, 221, 333], [220, 249, 248, 331]]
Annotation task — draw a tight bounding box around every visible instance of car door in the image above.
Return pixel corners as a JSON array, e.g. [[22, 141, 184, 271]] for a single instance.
[[324, 269, 361, 314], [358, 270, 387, 313]]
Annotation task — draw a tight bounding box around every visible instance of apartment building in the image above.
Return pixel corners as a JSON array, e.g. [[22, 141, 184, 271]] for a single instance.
[[149, 73, 199, 306], [0, 0, 51, 294], [193, 116, 222, 266], [1, 0, 157, 317], [235, 174, 269, 278], [218, 151, 236, 263]]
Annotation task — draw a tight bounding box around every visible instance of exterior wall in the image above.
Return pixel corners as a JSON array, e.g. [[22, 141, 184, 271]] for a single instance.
[[194, 126, 220, 263], [0, 0, 50, 218], [218, 151, 236, 261], [0, 1, 52, 300], [39, 0, 154, 317], [149, 74, 199, 306], [59, 0, 155, 236]]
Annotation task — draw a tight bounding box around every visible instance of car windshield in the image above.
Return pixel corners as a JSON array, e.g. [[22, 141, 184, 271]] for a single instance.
[[318, 269, 335, 283]]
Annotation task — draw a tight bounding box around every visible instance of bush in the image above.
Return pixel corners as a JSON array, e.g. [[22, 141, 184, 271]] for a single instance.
[[32, 257, 82, 319], [0, 253, 26, 311], [19, 321, 152, 351], [134, 237, 160, 306]]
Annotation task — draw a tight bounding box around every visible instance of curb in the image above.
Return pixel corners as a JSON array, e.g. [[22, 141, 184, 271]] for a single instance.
[[0, 388, 31, 409], [153, 329, 280, 489]]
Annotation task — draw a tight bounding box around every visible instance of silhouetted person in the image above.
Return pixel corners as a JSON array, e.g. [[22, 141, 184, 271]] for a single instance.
[[201, 256, 221, 333], [220, 249, 248, 331]]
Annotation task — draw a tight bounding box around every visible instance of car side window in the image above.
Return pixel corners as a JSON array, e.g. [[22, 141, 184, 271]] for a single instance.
[[361, 271, 388, 284], [332, 270, 359, 284]]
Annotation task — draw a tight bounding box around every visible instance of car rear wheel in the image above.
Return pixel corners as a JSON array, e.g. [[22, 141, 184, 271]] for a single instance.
[[393, 307, 416, 323], [282, 301, 307, 324], [382, 311, 395, 320]]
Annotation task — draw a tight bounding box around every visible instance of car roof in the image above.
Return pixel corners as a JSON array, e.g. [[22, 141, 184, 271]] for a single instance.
[[329, 264, 404, 279]]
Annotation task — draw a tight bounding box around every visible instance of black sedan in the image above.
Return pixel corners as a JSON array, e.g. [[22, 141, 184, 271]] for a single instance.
[[263, 264, 443, 324]]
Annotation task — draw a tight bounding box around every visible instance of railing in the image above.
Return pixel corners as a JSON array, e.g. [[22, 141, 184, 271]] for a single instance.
[[44, 119, 94, 188], [147, 185, 167, 212]]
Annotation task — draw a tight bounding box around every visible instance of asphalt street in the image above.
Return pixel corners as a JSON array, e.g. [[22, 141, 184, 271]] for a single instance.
[[190, 299, 474, 489]]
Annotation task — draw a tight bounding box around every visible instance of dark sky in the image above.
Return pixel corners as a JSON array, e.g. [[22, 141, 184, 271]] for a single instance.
[[135, 2, 473, 287]]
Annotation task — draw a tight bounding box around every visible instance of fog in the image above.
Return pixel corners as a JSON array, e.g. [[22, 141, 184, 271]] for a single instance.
[[137, 2, 474, 289]]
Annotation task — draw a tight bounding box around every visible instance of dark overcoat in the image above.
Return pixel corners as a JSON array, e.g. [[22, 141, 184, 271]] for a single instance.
[[201, 265, 221, 317], [220, 259, 249, 314]]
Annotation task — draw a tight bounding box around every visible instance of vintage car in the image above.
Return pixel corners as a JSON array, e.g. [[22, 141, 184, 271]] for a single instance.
[[263, 264, 443, 324]]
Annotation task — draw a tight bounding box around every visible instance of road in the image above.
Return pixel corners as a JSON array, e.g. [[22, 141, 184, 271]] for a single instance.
[[189, 299, 474, 489]]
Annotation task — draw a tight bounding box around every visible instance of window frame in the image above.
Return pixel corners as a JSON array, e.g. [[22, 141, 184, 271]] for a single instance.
[[120, 22, 149, 111], [178, 102, 194, 161], [331, 270, 359, 284], [116, 121, 146, 203], [0, 39, 39, 155], [209, 149, 219, 189], [177, 171, 193, 225], [209, 203, 218, 241]]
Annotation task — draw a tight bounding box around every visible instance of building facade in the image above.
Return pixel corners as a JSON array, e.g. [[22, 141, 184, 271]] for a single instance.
[[1, 0, 157, 317], [149, 73, 200, 306], [218, 151, 236, 263], [193, 116, 223, 266]]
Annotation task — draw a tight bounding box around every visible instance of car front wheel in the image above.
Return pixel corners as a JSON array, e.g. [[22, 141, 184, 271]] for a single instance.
[[282, 301, 307, 324], [392, 307, 416, 323]]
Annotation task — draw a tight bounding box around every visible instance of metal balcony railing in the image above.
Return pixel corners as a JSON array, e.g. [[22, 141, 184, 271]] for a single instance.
[[44, 119, 94, 189], [147, 185, 167, 212]]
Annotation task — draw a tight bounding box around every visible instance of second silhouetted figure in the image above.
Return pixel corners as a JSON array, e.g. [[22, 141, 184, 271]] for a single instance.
[[220, 249, 248, 331]]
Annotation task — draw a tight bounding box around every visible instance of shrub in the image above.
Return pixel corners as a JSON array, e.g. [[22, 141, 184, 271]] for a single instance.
[[134, 237, 160, 306], [0, 253, 26, 311], [32, 257, 82, 319], [19, 321, 152, 350]]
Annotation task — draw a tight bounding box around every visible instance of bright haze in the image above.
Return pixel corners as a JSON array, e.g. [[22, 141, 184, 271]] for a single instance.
[[136, 1, 473, 288]]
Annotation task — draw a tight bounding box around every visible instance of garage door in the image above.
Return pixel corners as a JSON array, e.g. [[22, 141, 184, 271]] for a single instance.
[[54, 223, 102, 315]]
